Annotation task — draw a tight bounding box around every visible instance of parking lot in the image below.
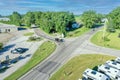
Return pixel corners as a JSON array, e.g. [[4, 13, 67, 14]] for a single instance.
[[0, 32, 44, 79]]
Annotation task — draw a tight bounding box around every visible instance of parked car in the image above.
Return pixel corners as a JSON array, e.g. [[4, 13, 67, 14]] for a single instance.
[[11, 47, 28, 54]]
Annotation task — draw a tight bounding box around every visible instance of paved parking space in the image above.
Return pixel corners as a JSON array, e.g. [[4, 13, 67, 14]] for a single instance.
[[0, 35, 45, 79]]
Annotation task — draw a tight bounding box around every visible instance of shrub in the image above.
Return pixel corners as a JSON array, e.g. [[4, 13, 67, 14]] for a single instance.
[[29, 36, 36, 41], [118, 33, 120, 38], [0, 43, 3, 49], [28, 36, 42, 41], [104, 37, 110, 41]]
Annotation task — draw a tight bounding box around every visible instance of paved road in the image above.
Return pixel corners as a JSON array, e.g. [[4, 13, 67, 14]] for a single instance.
[[19, 27, 120, 80]]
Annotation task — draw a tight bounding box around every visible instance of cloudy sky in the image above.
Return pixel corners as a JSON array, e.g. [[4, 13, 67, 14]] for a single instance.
[[0, 0, 120, 15]]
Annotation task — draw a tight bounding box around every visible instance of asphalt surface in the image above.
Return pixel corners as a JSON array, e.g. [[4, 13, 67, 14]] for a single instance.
[[19, 27, 120, 80]]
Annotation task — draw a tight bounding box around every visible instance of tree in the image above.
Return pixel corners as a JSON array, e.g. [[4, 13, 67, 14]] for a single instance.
[[106, 18, 115, 33], [23, 12, 35, 27], [9, 12, 21, 26], [81, 10, 102, 28], [108, 7, 120, 29], [0, 43, 3, 50]]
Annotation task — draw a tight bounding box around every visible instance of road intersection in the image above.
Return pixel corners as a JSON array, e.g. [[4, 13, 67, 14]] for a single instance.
[[19, 27, 120, 80]]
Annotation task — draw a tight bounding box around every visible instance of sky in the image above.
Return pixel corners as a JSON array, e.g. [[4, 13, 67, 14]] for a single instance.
[[0, 0, 120, 16]]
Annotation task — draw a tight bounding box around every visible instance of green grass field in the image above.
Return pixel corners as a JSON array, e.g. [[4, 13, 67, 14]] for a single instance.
[[50, 54, 115, 80], [5, 41, 56, 80], [67, 27, 89, 38], [24, 32, 34, 36], [91, 29, 120, 50]]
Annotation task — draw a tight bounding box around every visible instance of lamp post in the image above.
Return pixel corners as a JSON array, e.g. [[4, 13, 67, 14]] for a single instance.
[[102, 18, 108, 39]]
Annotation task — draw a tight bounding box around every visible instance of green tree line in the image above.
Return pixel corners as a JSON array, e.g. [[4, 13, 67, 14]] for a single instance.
[[9, 11, 75, 36], [108, 7, 120, 29], [1, 6, 120, 35]]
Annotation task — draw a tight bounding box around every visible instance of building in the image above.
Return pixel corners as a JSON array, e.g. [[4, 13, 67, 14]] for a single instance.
[[98, 64, 120, 80], [105, 60, 120, 70], [0, 17, 10, 21], [82, 68, 110, 80], [72, 22, 81, 29], [31, 24, 37, 28], [0, 23, 18, 33]]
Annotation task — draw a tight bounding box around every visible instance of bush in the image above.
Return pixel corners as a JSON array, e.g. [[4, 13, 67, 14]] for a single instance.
[[28, 36, 42, 41], [118, 33, 120, 38], [0, 43, 3, 49], [107, 28, 116, 33], [104, 37, 110, 41], [29, 36, 36, 41]]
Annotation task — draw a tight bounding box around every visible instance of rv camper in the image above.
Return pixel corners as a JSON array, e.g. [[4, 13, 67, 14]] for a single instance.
[[105, 60, 120, 70], [82, 68, 110, 80], [98, 64, 120, 80], [115, 57, 120, 63]]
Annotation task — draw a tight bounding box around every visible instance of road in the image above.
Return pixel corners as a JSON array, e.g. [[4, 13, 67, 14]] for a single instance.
[[19, 27, 120, 80]]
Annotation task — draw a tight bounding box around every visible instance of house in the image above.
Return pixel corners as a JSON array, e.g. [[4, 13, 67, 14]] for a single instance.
[[31, 24, 37, 28], [66, 22, 81, 31], [0, 23, 18, 33], [0, 17, 10, 21], [72, 22, 81, 29], [105, 60, 120, 70], [98, 64, 120, 80], [82, 68, 110, 80]]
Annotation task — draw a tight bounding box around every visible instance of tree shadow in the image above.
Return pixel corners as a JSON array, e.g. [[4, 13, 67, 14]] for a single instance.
[[0, 44, 15, 55], [19, 54, 31, 60], [92, 66, 98, 71], [0, 67, 10, 73], [18, 27, 27, 31]]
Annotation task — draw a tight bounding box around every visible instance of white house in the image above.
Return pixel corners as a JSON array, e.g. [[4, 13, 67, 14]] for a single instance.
[[0, 17, 10, 21], [0, 23, 18, 33], [82, 68, 110, 80], [105, 60, 120, 70], [98, 64, 120, 80]]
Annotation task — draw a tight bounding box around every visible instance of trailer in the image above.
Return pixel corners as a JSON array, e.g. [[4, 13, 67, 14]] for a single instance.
[[98, 64, 120, 80], [105, 60, 120, 70], [82, 68, 110, 80]]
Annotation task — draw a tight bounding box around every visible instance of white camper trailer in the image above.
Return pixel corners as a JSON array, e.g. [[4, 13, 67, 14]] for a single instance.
[[115, 57, 120, 63], [82, 68, 110, 80], [105, 60, 120, 70], [98, 64, 120, 80]]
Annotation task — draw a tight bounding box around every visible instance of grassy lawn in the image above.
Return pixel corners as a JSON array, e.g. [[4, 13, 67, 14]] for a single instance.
[[91, 29, 120, 50], [75, 16, 81, 23], [67, 27, 90, 38], [24, 32, 34, 36], [50, 54, 115, 80], [5, 41, 56, 80]]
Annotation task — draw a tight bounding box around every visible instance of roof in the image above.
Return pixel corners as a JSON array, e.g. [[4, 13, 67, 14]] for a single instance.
[[83, 68, 108, 80], [31, 24, 37, 28], [0, 18, 10, 21], [98, 64, 120, 78], [115, 57, 120, 63], [0, 23, 17, 28], [105, 60, 120, 70]]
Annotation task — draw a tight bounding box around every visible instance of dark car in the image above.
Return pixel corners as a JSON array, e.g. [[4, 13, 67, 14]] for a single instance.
[[55, 38, 64, 42], [11, 48, 28, 54]]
